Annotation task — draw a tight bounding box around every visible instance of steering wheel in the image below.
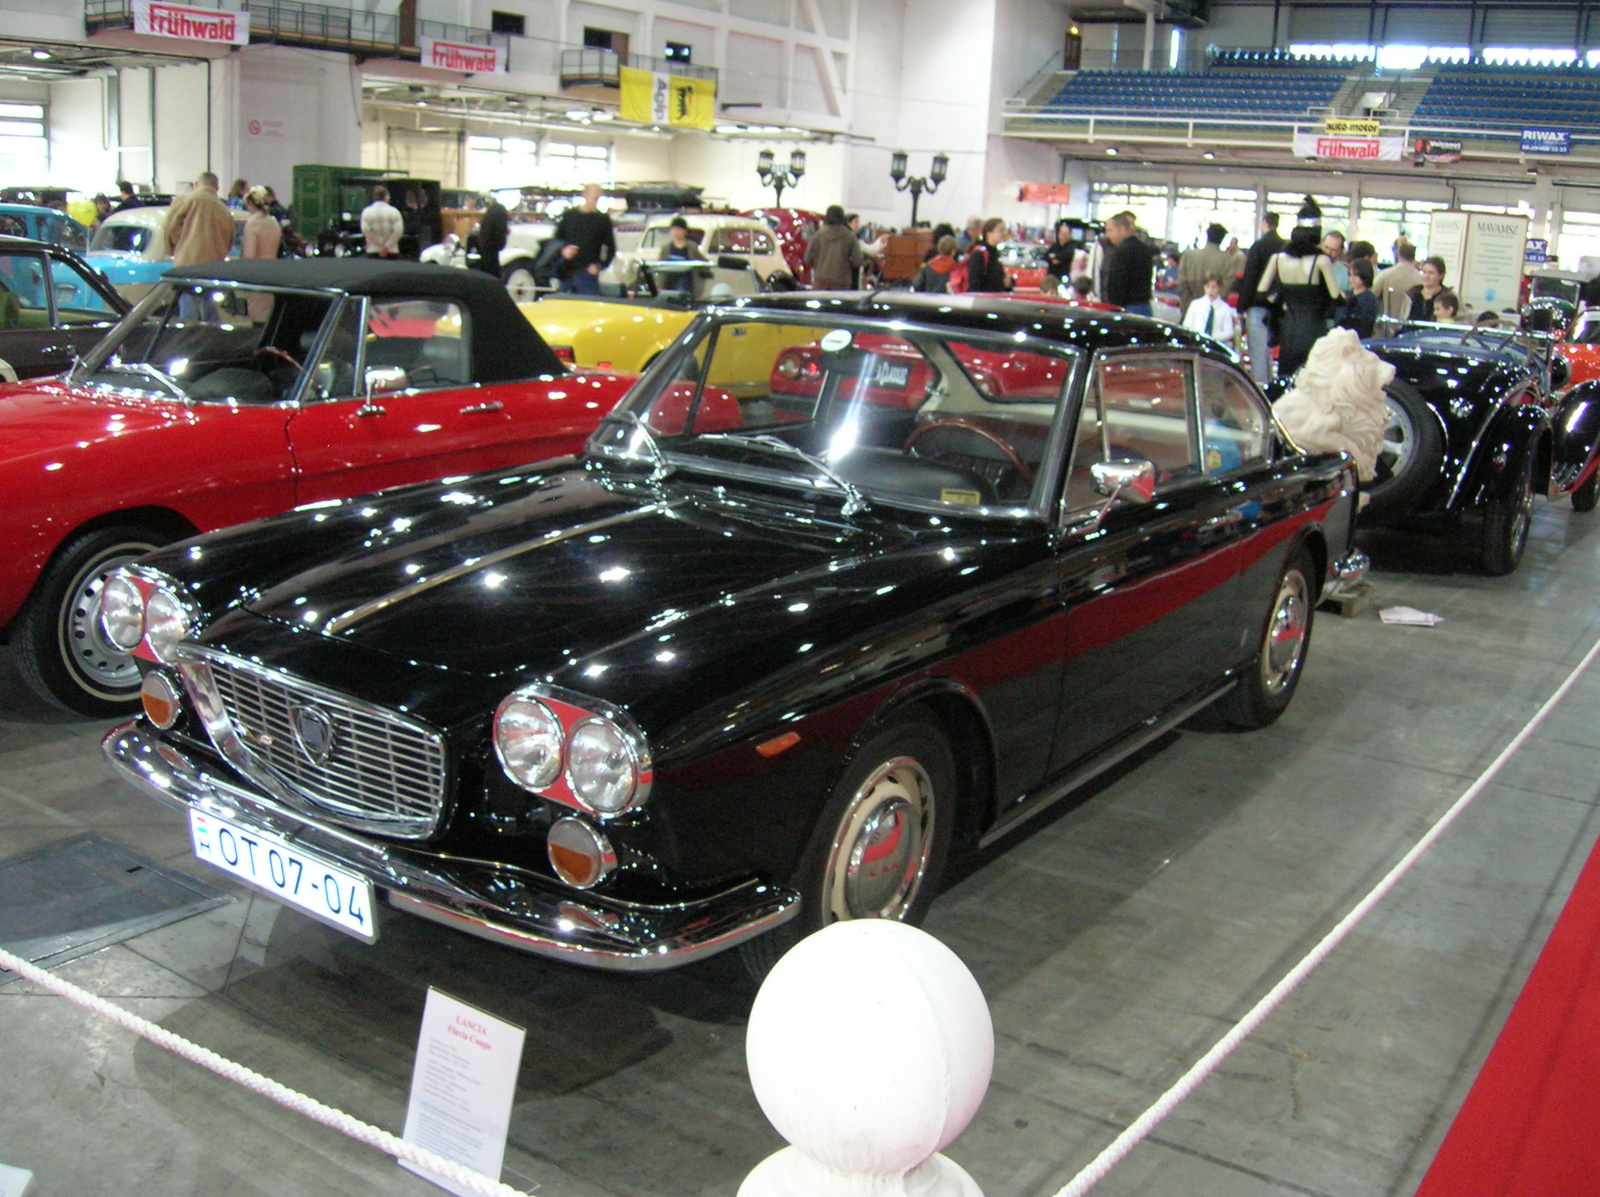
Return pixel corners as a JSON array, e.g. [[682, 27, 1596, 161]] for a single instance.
[[252, 345, 304, 373], [905, 418, 1034, 488]]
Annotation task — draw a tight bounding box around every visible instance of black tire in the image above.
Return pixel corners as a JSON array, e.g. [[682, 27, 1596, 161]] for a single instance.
[[1217, 548, 1316, 730], [738, 706, 956, 981], [1480, 452, 1536, 576], [13, 525, 167, 715], [1572, 469, 1599, 513], [1363, 380, 1445, 520]]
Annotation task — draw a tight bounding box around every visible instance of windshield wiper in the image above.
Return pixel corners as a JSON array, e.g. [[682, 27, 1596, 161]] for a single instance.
[[602, 410, 673, 482], [701, 432, 870, 517]]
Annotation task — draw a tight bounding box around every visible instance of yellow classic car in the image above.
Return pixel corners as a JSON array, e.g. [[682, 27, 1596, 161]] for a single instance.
[[519, 258, 768, 374]]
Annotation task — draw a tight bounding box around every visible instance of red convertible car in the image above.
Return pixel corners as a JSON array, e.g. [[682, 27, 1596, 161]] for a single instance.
[[0, 258, 634, 715]]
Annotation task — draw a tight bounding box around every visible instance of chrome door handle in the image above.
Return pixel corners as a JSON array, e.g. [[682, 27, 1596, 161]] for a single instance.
[[355, 402, 387, 417], [459, 400, 504, 414]]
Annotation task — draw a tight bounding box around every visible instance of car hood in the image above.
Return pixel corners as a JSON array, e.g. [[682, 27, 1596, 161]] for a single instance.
[[232, 464, 1026, 709], [0, 378, 193, 461]]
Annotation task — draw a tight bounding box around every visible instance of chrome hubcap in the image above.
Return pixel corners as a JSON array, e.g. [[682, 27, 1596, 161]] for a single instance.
[[823, 756, 934, 923], [1377, 396, 1414, 482], [58, 543, 157, 698], [1262, 571, 1309, 696], [505, 270, 536, 303]]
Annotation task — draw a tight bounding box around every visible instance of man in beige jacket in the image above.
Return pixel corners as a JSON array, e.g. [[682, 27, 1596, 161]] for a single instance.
[[1373, 239, 1425, 327], [163, 172, 236, 268]]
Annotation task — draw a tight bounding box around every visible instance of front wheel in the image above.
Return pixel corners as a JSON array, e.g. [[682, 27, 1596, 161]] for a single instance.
[[13, 525, 168, 715], [738, 706, 955, 980], [1364, 381, 1444, 520], [1480, 453, 1536, 576], [1217, 548, 1316, 730]]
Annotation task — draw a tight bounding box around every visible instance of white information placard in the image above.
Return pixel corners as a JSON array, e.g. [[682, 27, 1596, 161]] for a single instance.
[[401, 987, 526, 1197], [1460, 211, 1529, 313], [1426, 210, 1471, 288]]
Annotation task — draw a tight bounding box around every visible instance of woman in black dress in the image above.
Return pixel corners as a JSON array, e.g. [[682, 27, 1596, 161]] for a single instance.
[[1256, 198, 1343, 378]]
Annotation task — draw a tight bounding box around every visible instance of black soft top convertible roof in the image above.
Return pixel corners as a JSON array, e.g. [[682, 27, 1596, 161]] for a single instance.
[[162, 257, 564, 380]]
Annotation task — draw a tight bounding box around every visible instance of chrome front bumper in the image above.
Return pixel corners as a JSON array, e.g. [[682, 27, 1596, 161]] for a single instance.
[[1322, 548, 1370, 602], [103, 721, 799, 971]]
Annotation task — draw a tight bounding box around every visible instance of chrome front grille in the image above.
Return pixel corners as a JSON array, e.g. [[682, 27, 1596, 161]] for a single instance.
[[184, 649, 447, 838]]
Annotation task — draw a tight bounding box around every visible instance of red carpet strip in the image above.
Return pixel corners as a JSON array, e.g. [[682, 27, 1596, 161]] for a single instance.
[[1414, 827, 1600, 1197]]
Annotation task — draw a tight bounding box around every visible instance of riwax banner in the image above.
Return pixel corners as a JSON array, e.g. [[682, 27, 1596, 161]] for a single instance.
[[132, 0, 249, 45], [1521, 128, 1571, 154]]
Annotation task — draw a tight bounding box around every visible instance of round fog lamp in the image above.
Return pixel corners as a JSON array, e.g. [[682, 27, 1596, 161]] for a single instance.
[[547, 817, 616, 889], [100, 574, 146, 651], [143, 588, 190, 664], [141, 671, 182, 729], [494, 696, 563, 791], [567, 718, 638, 814]]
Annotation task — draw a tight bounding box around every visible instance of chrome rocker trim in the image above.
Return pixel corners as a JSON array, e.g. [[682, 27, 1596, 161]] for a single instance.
[[103, 720, 799, 971]]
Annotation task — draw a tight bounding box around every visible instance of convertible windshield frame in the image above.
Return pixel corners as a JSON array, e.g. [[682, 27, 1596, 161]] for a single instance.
[[588, 307, 1083, 520], [69, 279, 346, 405]]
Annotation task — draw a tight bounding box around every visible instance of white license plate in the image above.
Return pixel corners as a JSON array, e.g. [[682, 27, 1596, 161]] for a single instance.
[[189, 809, 377, 943]]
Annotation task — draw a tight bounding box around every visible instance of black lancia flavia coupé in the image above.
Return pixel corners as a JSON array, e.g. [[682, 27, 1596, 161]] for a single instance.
[[102, 293, 1364, 974]]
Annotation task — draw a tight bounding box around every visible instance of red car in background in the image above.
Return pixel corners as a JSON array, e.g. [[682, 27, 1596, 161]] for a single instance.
[[743, 207, 823, 286], [0, 258, 634, 715], [999, 242, 1050, 293]]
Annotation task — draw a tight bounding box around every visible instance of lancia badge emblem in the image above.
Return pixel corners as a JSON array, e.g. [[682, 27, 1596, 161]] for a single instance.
[[289, 704, 336, 766]]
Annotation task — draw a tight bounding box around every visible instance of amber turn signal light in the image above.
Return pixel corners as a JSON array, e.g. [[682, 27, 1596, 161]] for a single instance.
[[140, 672, 182, 729], [756, 731, 801, 757], [547, 817, 616, 889]]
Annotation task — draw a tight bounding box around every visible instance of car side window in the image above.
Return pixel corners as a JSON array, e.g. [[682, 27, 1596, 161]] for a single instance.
[[308, 299, 363, 401], [0, 215, 24, 238], [1197, 360, 1271, 474], [1065, 355, 1198, 511], [0, 252, 49, 328], [48, 257, 115, 320], [364, 298, 470, 389]]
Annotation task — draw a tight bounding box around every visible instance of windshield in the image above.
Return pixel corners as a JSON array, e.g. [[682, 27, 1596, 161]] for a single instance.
[[90, 222, 154, 255], [74, 281, 337, 404], [1530, 277, 1582, 304], [591, 312, 1076, 515]]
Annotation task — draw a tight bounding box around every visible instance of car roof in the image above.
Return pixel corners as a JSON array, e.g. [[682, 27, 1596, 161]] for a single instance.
[[726, 291, 1228, 357], [163, 257, 566, 381]]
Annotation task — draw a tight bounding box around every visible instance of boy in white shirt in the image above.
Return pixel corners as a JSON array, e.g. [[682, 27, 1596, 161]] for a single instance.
[[1182, 272, 1238, 346]]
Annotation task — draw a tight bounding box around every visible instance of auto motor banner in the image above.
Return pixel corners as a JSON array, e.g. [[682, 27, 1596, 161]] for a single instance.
[[619, 66, 715, 130], [1293, 131, 1404, 161], [131, 0, 248, 45], [420, 37, 505, 74]]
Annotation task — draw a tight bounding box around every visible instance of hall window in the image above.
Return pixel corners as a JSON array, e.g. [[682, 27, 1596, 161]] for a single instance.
[[541, 142, 612, 188], [1557, 211, 1600, 274], [0, 102, 48, 181], [1358, 196, 1448, 259], [467, 135, 539, 192], [490, 11, 525, 35], [1089, 182, 1170, 242], [1266, 191, 1351, 239], [1171, 186, 1257, 252]]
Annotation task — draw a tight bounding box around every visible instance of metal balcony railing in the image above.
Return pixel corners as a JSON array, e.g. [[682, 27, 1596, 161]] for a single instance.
[[559, 47, 717, 88]]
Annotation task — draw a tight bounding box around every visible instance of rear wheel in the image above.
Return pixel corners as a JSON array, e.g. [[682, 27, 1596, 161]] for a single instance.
[[1364, 381, 1444, 519], [738, 706, 955, 980], [1480, 453, 1536, 576], [1217, 548, 1316, 730], [503, 260, 539, 303], [13, 525, 167, 715]]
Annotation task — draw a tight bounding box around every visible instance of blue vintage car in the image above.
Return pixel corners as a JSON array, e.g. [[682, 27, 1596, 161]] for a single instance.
[[85, 205, 247, 301], [0, 203, 90, 254]]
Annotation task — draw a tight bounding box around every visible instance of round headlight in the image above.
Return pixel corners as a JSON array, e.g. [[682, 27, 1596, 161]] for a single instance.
[[776, 352, 802, 380], [100, 574, 146, 651], [494, 696, 563, 791], [567, 718, 638, 814], [143, 587, 190, 664]]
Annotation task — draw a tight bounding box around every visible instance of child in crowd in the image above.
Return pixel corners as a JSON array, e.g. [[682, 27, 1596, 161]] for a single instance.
[[1433, 290, 1463, 324], [1339, 259, 1378, 339], [1182, 272, 1238, 344]]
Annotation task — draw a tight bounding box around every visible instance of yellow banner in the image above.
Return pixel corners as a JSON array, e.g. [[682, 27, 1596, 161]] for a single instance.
[[619, 64, 715, 130], [1325, 117, 1381, 136]]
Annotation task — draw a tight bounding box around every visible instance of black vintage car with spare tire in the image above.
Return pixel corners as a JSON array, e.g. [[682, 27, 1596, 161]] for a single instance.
[[101, 293, 1365, 976], [1362, 322, 1600, 575]]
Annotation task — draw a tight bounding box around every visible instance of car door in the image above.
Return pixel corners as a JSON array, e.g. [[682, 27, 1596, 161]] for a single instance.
[[0, 248, 101, 380], [46, 252, 126, 365], [1045, 350, 1248, 777], [287, 294, 590, 504]]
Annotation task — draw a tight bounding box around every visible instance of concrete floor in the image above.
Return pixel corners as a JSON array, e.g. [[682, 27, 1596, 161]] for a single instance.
[[3, 500, 1599, 1197]]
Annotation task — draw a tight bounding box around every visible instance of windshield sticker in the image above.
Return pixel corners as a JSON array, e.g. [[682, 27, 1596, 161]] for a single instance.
[[940, 489, 982, 506], [820, 329, 853, 353]]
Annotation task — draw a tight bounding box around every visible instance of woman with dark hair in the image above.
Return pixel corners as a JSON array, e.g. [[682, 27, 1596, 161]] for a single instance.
[[964, 217, 1011, 293], [1256, 197, 1343, 377], [1406, 256, 1449, 321]]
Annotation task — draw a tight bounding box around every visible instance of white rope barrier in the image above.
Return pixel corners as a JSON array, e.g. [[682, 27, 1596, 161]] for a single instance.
[[0, 944, 535, 1197], [1050, 628, 1600, 1197]]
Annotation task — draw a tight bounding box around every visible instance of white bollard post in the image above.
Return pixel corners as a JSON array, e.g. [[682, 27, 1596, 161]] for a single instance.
[[739, 920, 993, 1197]]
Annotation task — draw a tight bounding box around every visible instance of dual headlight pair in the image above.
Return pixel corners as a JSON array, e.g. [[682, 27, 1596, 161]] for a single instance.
[[493, 688, 650, 818], [100, 570, 191, 663]]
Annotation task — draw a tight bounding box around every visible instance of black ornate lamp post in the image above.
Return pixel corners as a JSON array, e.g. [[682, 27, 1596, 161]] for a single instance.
[[889, 151, 949, 227], [756, 148, 806, 207]]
